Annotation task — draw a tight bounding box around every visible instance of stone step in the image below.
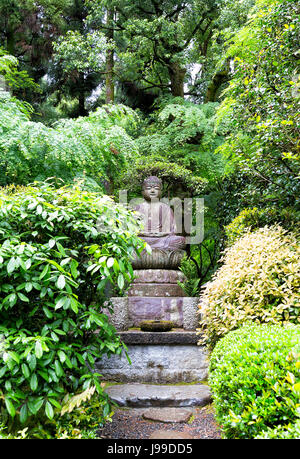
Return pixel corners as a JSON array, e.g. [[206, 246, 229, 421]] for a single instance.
[[118, 329, 199, 345], [104, 383, 211, 408]]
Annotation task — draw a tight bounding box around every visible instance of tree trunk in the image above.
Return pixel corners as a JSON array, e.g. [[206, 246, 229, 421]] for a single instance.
[[204, 66, 229, 103], [168, 62, 186, 98], [105, 8, 115, 104], [78, 72, 87, 116]]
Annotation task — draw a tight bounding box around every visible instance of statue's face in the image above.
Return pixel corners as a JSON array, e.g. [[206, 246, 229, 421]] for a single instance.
[[142, 183, 162, 201]]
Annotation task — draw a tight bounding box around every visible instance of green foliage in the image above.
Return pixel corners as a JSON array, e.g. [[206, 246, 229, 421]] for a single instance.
[[0, 91, 139, 187], [178, 257, 201, 297], [225, 206, 299, 246], [136, 99, 226, 182], [199, 226, 300, 349], [0, 183, 144, 435], [216, 0, 300, 215], [121, 154, 207, 198], [0, 47, 39, 93], [209, 322, 300, 439]]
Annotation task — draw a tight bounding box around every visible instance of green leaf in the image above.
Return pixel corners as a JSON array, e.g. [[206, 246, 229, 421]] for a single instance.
[[107, 257, 114, 268], [20, 403, 28, 424], [30, 373, 38, 391], [27, 353, 37, 371], [7, 257, 16, 274], [5, 398, 16, 418], [39, 264, 49, 280], [117, 273, 124, 290], [54, 360, 64, 377], [8, 351, 20, 364], [48, 239, 56, 249], [70, 297, 79, 313], [28, 398, 44, 415], [45, 401, 54, 420], [56, 242, 66, 257], [17, 292, 29, 302], [70, 259, 78, 279], [21, 363, 30, 379], [57, 274, 66, 290], [58, 350, 66, 363], [35, 341, 43, 359]]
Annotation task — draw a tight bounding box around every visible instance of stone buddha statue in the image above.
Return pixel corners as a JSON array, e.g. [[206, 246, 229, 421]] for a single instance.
[[132, 176, 186, 269]]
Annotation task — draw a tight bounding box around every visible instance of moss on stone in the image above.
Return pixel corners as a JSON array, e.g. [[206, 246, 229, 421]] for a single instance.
[[140, 320, 174, 332]]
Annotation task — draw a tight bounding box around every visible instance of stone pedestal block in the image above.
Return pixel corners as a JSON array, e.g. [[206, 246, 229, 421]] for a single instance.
[[133, 269, 186, 284], [128, 283, 184, 297], [128, 297, 184, 327], [103, 297, 129, 331]]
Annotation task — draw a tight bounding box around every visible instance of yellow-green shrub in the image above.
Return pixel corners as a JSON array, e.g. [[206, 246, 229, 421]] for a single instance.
[[225, 207, 298, 246], [198, 226, 300, 349]]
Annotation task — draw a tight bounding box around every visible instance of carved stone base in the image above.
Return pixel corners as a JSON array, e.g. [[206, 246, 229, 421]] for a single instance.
[[132, 249, 185, 270], [103, 297, 201, 331], [128, 297, 184, 327]]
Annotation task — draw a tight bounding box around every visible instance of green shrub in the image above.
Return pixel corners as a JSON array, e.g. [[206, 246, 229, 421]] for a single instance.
[[225, 206, 299, 246], [209, 323, 300, 439], [0, 183, 144, 436], [198, 226, 300, 349]]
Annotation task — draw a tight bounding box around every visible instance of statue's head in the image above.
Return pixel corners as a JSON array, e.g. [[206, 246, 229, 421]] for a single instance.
[[142, 176, 162, 201]]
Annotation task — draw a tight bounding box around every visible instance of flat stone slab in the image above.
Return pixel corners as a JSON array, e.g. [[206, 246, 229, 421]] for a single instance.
[[104, 383, 211, 408], [142, 408, 193, 423], [149, 430, 194, 439], [119, 330, 198, 345], [96, 344, 209, 383]]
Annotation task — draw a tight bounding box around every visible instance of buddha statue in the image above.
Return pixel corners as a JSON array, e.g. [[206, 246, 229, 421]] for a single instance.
[[132, 176, 186, 269]]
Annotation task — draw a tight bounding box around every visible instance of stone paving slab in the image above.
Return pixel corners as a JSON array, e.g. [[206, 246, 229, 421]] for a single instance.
[[105, 383, 211, 408], [142, 407, 193, 423], [149, 430, 194, 439]]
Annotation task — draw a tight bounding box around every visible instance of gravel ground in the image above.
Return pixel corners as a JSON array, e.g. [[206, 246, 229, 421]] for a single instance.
[[97, 406, 222, 440]]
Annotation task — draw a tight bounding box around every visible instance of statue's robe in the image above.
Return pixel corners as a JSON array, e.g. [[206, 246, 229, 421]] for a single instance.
[[135, 201, 186, 250]]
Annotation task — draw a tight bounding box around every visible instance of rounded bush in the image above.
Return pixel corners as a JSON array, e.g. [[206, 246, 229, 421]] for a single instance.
[[209, 323, 300, 439], [198, 226, 300, 349], [0, 183, 145, 433]]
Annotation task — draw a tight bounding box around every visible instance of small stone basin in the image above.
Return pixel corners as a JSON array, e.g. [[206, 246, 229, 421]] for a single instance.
[[140, 320, 174, 332]]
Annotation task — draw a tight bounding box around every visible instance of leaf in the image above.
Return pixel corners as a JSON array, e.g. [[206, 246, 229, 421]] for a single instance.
[[39, 264, 49, 280], [35, 341, 43, 359], [56, 242, 66, 257], [117, 273, 124, 290], [70, 259, 78, 279], [54, 360, 64, 377], [30, 374, 38, 391], [70, 297, 79, 313], [21, 363, 30, 379], [57, 274, 66, 290], [7, 257, 16, 274], [5, 398, 16, 418], [27, 353, 37, 371], [18, 292, 30, 302], [20, 404, 28, 424], [45, 401, 54, 420], [107, 257, 114, 268], [28, 398, 44, 415], [48, 239, 56, 249]]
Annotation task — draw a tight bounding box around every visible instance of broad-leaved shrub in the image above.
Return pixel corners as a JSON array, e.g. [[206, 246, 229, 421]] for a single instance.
[[0, 183, 144, 435], [209, 323, 300, 439]]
